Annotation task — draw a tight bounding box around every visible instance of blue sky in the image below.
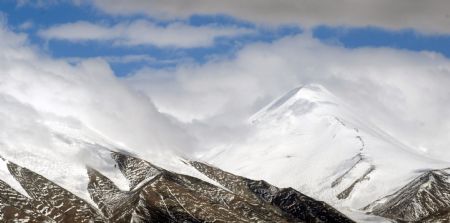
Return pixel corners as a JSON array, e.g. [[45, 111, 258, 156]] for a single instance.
[[1, 1, 449, 76]]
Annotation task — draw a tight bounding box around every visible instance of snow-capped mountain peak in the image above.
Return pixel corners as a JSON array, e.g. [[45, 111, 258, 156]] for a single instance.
[[205, 84, 449, 221], [250, 84, 339, 123]]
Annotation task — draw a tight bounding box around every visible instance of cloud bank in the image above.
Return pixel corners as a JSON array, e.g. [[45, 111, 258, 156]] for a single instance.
[[126, 35, 450, 159], [2, 2, 450, 163], [39, 20, 254, 48], [0, 23, 195, 160], [87, 0, 450, 34]]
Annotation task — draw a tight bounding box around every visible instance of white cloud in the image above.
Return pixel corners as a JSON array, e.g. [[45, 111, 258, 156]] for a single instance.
[[86, 0, 450, 34], [0, 23, 196, 159], [64, 54, 190, 71], [38, 20, 254, 48], [18, 20, 34, 30], [126, 34, 450, 158], [103, 54, 156, 64], [66, 54, 157, 64]]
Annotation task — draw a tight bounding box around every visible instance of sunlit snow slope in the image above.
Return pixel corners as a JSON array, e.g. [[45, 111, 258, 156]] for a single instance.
[[203, 84, 449, 214]]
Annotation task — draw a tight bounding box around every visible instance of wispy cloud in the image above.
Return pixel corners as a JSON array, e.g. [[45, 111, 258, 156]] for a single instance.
[[64, 54, 187, 70], [16, 0, 61, 8], [65, 54, 157, 64], [87, 0, 450, 34], [17, 20, 34, 30], [38, 20, 254, 48]]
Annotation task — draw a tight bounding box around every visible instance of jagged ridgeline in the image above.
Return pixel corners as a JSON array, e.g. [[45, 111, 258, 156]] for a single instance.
[[0, 151, 354, 222], [365, 169, 450, 222]]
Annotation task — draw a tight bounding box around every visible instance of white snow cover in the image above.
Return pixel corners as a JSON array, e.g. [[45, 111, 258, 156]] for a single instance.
[[202, 84, 450, 218]]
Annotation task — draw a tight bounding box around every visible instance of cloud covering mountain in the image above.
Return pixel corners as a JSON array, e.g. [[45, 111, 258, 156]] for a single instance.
[[0, 22, 195, 159], [126, 34, 450, 159]]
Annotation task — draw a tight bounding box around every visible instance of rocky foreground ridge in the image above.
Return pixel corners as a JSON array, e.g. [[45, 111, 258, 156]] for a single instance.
[[365, 169, 450, 222], [0, 152, 354, 222]]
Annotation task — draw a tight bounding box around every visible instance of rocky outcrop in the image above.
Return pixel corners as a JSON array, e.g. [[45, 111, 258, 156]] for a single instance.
[[365, 169, 450, 222], [0, 179, 54, 222], [7, 162, 106, 222], [111, 151, 162, 190], [190, 161, 355, 223]]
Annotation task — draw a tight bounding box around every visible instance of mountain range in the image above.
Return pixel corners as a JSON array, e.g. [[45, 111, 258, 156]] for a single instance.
[[1, 84, 449, 222]]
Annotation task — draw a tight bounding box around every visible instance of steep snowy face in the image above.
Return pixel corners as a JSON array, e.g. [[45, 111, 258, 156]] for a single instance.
[[204, 84, 449, 212]]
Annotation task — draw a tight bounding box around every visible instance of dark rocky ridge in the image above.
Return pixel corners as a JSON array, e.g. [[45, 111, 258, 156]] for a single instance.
[[365, 169, 450, 222], [0, 151, 355, 222], [7, 162, 105, 222], [111, 152, 162, 190], [190, 161, 355, 223], [6, 149, 450, 223], [0, 179, 55, 222]]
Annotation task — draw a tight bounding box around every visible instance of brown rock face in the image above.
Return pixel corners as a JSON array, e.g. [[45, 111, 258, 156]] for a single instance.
[[366, 169, 450, 222]]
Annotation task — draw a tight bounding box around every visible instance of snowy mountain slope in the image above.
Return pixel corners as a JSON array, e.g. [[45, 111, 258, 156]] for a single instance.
[[0, 150, 355, 222], [202, 84, 450, 218]]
